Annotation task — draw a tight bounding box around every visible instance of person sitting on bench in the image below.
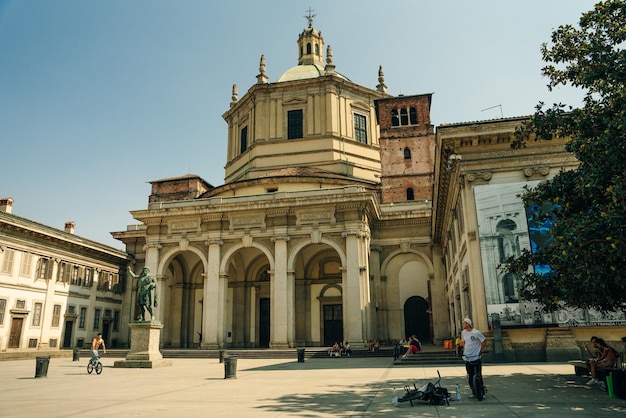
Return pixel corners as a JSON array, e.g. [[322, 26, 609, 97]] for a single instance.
[[587, 338, 618, 385]]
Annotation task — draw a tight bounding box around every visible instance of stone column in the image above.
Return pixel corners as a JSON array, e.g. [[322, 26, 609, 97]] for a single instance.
[[144, 241, 162, 322], [343, 231, 365, 346], [38, 258, 59, 349], [203, 238, 223, 348], [270, 234, 290, 348]]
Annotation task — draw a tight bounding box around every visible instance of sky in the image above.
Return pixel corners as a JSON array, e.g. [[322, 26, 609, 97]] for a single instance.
[[0, 0, 599, 249]]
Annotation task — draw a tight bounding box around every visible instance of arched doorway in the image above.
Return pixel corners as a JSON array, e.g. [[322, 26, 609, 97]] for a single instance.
[[404, 296, 430, 343]]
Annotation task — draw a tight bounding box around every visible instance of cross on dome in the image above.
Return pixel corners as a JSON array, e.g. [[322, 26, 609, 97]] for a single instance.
[[304, 7, 316, 28]]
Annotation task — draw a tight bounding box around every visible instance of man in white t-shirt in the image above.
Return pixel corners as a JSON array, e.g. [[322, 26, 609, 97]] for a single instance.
[[461, 318, 487, 398]]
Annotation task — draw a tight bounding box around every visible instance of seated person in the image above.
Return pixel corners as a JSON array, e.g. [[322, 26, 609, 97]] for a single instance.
[[373, 339, 380, 352], [343, 341, 352, 357], [587, 338, 618, 385], [402, 335, 421, 357], [329, 341, 340, 357]]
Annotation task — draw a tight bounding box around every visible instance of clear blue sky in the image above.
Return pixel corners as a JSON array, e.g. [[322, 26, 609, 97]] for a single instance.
[[0, 0, 598, 249]]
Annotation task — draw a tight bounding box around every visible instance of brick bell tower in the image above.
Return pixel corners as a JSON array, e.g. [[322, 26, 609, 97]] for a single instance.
[[375, 93, 435, 203]]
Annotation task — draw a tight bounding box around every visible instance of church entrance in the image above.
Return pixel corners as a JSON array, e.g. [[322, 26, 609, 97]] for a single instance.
[[323, 304, 343, 346], [259, 298, 270, 348], [404, 296, 430, 343]]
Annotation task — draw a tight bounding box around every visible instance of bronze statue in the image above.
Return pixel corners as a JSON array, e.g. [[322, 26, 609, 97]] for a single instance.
[[128, 266, 158, 321]]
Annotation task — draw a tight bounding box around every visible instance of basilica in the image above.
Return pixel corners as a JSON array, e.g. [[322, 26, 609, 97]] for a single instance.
[[3, 16, 623, 360]]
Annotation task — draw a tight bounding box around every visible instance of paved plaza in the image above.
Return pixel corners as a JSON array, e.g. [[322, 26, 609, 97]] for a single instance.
[[1, 356, 625, 417]]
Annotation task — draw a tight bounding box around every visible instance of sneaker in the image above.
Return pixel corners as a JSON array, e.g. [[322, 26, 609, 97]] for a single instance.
[[468, 394, 475, 398], [586, 378, 599, 385]]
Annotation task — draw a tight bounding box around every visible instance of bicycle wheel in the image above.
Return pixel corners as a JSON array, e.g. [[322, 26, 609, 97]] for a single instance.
[[95, 361, 103, 375], [87, 361, 94, 374], [472, 374, 485, 401]]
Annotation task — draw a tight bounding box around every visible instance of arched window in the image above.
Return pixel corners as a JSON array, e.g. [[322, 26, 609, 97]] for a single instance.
[[391, 109, 399, 126], [307, 42, 312, 54], [315, 43, 319, 55], [400, 108, 409, 125], [300, 46, 303, 57], [404, 147, 411, 159], [410, 107, 418, 125], [406, 188, 415, 201]]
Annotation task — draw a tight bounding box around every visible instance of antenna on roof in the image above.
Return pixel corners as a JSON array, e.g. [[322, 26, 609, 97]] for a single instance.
[[481, 104, 503, 118]]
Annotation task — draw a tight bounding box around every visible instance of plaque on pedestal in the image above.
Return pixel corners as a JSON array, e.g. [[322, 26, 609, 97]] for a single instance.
[[114, 322, 172, 368]]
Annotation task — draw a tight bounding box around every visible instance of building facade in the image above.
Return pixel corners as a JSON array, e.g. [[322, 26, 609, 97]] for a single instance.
[[0, 198, 130, 352], [6, 17, 622, 358]]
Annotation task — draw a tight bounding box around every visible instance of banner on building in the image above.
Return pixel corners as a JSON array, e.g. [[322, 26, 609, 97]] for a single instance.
[[474, 182, 626, 328]]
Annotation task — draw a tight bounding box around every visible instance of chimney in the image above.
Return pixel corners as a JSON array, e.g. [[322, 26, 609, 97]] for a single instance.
[[0, 198, 14, 214], [64, 221, 76, 234]]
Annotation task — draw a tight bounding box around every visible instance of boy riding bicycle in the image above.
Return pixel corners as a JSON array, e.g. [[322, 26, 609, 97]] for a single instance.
[[90, 333, 106, 364]]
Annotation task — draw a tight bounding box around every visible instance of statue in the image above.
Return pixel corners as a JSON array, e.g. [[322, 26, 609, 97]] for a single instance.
[[128, 266, 158, 321]]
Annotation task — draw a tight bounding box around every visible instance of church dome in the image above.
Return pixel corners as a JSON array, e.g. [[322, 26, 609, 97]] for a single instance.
[[277, 64, 324, 82]]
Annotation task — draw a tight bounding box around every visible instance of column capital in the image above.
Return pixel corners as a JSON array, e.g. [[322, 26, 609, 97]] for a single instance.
[[342, 230, 364, 238], [144, 241, 162, 250], [205, 239, 223, 246], [271, 235, 291, 243]]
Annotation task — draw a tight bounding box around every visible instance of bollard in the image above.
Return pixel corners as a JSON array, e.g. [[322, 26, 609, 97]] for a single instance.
[[224, 355, 237, 379], [219, 349, 227, 364], [297, 348, 305, 363], [73, 348, 80, 361], [35, 356, 50, 378]]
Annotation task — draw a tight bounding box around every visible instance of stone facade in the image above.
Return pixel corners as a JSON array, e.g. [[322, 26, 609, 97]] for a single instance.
[[0, 200, 129, 352]]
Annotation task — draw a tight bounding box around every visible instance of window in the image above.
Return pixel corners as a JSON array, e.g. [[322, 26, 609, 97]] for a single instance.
[[287, 109, 303, 139], [71, 265, 79, 284], [113, 310, 120, 331], [93, 308, 101, 330], [410, 107, 418, 125], [52, 304, 61, 327], [84, 268, 93, 287], [391, 109, 399, 126], [354, 113, 368, 144], [1, 249, 15, 274], [407, 188, 415, 201], [29, 338, 38, 348], [32, 302, 42, 326], [400, 108, 409, 125], [306, 42, 311, 54], [79, 307, 86, 328], [315, 43, 319, 55], [240, 126, 248, 154], [36, 258, 53, 280], [0, 298, 6, 325], [404, 147, 411, 159], [392, 107, 419, 127], [19, 253, 33, 277]]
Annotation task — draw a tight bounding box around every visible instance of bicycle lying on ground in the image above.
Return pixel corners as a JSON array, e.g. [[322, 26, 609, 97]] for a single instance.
[[398, 370, 450, 406], [87, 355, 103, 375]]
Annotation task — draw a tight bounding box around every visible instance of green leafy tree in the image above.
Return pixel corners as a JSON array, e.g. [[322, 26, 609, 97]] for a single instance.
[[504, 0, 626, 312]]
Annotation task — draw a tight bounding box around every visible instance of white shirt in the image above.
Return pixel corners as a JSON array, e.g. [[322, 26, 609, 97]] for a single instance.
[[462, 328, 485, 361]]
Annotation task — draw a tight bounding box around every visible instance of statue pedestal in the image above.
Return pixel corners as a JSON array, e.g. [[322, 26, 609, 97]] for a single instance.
[[114, 322, 172, 368]]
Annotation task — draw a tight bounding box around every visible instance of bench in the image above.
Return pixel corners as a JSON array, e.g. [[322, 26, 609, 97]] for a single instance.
[[568, 359, 618, 381]]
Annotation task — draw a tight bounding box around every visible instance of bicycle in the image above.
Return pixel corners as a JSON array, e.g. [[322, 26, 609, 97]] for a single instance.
[[87, 354, 103, 375], [466, 357, 485, 401]]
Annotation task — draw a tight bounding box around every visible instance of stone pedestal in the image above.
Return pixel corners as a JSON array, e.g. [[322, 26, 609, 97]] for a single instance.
[[114, 322, 172, 368]]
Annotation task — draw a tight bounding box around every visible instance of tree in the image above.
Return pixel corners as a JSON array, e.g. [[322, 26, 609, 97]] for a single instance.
[[503, 0, 626, 312]]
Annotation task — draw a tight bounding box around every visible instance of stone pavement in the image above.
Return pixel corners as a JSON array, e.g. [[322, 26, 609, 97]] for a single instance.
[[1, 356, 625, 417]]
